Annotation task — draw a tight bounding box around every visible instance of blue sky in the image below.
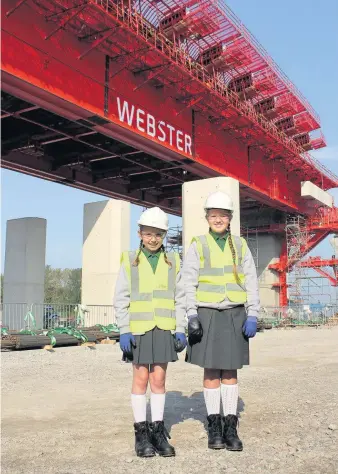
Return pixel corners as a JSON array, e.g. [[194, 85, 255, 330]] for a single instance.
[[1, 0, 338, 272]]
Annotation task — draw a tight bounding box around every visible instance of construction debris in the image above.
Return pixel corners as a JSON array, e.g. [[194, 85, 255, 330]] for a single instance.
[[0, 324, 120, 351]]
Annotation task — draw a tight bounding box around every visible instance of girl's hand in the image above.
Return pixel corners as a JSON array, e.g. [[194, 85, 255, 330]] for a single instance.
[[174, 332, 187, 352], [120, 332, 136, 357], [188, 315, 203, 344], [242, 316, 257, 338]]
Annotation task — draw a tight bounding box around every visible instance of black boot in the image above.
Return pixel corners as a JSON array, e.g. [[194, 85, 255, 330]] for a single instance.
[[150, 421, 175, 457], [223, 415, 243, 451], [207, 414, 225, 449], [134, 421, 156, 457]]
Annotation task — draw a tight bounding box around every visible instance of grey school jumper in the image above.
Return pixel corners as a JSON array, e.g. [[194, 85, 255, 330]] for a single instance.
[[177, 239, 260, 320]]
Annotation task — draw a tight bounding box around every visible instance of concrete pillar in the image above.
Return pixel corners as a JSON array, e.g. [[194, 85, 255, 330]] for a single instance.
[[182, 177, 240, 252], [82, 199, 130, 326], [254, 234, 283, 309], [3, 218, 46, 330]]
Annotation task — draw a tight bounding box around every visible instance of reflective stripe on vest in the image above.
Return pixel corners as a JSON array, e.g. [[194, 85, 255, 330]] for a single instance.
[[193, 234, 247, 304], [123, 251, 179, 333]]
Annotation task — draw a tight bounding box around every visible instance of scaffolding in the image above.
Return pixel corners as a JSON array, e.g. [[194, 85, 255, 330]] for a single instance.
[[286, 215, 309, 307], [241, 225, 259, 270], [166, 225, 183, 258], [300, 274, 338, 306]]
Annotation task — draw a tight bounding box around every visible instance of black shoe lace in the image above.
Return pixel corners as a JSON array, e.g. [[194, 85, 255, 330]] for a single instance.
[[227, 425, 238, 437], [154, 423, 171, 442], [226, 418, 239, 438], [138, 425, 152, 447], [211, 418, 222, 436]]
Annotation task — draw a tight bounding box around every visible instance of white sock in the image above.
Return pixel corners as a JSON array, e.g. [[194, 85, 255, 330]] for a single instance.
[[221, 383, 239, 416], [150, 392, 166, 422], [131, 393, 147, 423], [203, 387, 221, 415]]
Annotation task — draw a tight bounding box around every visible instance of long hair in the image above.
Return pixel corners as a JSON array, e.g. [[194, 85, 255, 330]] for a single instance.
[[132, 241, 172, 267], [160, 244, 172, 268], [227, 226, 241, 285], [132, 240, 143, 267]]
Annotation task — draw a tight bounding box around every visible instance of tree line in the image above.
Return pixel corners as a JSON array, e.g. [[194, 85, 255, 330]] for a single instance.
[[1, 266, 82, 304]]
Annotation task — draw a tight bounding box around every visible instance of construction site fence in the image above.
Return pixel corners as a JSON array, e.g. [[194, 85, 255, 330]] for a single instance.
[[0, 303, 116, 331], [258, 305, 338, 327], [1, 303, 337, 331]]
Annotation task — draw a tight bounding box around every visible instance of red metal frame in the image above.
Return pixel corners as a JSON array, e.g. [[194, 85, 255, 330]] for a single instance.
[[313, 268, 338, 286], [269, 208, 338, 305], [298, 257, 338, 287], [2, 0, 337, 191]]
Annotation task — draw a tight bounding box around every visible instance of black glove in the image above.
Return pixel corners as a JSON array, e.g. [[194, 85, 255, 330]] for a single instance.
[[188, 315, 203, 345]]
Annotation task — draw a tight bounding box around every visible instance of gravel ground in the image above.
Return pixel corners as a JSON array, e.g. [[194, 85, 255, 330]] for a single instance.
[[1, 327, 338, 474]]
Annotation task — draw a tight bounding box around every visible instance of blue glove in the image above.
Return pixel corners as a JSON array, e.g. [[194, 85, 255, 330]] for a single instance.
[[119, 332, 136, 356], [174, 332, 187, 353], [242, 316, 257, 338]]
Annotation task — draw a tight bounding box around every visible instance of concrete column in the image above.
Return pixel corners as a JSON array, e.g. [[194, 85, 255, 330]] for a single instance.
[[254, 234, 283, 309], [3, 218, 46, 330], [182, 177, 240, 252], [82, 199, 130, 325]]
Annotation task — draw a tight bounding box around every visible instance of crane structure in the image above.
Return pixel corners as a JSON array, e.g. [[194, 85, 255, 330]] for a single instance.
[[1, 0, 338, 307], [298, 257, 338, 287], [268, 209, 338, 305]]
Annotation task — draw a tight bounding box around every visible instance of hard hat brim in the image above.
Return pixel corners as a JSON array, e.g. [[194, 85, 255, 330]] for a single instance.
[[138, 221, 168, 231], [204, 207, 234, 212]]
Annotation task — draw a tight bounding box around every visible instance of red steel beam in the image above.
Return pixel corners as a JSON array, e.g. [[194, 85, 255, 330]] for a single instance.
[[298, 257, 338, 268], [1, 1, 335, 215], [270, 231, 331, 274], [313, 268, 338, 287], [269, 230, 332, 306]]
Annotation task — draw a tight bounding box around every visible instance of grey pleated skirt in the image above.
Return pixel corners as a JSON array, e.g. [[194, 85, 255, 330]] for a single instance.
[[123, 326, 178, 365], [186, 306, 249, 370]]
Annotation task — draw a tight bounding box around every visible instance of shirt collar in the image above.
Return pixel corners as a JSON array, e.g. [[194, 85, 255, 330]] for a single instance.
[[209, 229, 229, 241], [141, 247, 161, 259]]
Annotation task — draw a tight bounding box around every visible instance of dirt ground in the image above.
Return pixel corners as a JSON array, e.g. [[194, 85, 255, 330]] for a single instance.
[[1, 327, 338, 474]]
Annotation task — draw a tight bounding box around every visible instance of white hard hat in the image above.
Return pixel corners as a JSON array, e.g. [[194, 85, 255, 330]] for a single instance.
[[138, 207, 169, 231], [204, 191, 234, 212]]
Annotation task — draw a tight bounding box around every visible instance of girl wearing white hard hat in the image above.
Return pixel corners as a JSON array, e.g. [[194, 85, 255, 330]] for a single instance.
[[113, 206, 186, 458], [180, 191, 260, 452]]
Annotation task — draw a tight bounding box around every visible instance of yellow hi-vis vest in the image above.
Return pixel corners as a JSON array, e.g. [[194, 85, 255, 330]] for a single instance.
[[193, 233, 247, 304], [121, 250, 180, 334]]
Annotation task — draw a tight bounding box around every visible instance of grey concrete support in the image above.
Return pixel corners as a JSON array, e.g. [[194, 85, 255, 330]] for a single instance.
[[81, 199, 130, 325], [253, 234, 283, 309], [3, 218, 47, 329]]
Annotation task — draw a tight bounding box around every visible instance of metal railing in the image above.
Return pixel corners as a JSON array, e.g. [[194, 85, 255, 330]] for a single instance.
[[0, 303, 116, 331], [259, 305, 338, 327], [1, 302, 337, 332]]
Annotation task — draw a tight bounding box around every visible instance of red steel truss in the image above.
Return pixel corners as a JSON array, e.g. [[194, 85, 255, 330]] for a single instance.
[[298, 257, 338, 287], [139, 0, 325, 148], [269, 208, 338, 305], [2, 0, 337, 191]]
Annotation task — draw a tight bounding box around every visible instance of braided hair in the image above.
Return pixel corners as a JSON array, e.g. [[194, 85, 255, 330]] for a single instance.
[[160, 244, 172, 268], [132, 240, 143, 267], [227, 226, 241, 285]]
